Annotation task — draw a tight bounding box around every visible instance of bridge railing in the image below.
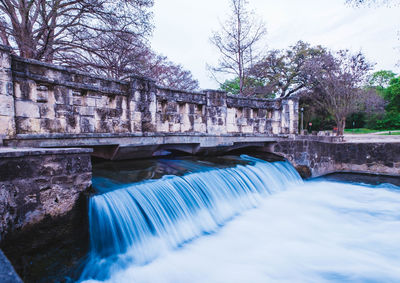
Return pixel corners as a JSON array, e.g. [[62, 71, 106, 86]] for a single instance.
[[0, 45, 299, 141]]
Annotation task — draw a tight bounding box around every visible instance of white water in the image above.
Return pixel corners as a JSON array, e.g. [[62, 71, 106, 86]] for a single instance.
[[81, 158, 400, 283]]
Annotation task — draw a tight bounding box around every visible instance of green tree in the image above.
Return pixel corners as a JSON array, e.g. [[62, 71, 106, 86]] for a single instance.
[[249, 41, 325, 98], [220, 78, 241, 94], [368, 70, 397, 91], [220, 77, 265, 96], [384, 76, 400, 112]]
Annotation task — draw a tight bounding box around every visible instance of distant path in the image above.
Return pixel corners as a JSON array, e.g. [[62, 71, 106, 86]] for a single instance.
[[343, 133, 400, 143], [370, 130, 400, 135]]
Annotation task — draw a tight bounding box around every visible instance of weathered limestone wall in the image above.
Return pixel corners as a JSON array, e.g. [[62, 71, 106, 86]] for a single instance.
[[272, 140, 400, 177], [12, 56, 131, 135], [0, 46, 15, 139], [156, 87, 207, 133], [0, 148, 92, 240], [0, 46, 299, 141]]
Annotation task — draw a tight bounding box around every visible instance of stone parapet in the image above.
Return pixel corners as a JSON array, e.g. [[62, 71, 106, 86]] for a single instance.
[[0, 44, 299, 141]]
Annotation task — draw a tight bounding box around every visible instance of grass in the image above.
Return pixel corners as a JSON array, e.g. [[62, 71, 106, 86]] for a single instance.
[[379, 131, 400, 135], [344, 128, 383, 134], [344, 128, 400, 135]]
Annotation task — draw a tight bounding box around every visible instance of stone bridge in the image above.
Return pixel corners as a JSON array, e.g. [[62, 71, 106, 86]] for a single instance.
[[0, 45, 299, 160]]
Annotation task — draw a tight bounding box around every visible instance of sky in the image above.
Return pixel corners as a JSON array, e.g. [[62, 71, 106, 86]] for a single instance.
[[151, 0, 400, 89]]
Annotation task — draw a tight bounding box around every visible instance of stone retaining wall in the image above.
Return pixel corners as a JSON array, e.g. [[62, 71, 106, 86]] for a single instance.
[[0, 45, 298, 141], [0, 147, 92, 240], [272, 140, 400, 177]]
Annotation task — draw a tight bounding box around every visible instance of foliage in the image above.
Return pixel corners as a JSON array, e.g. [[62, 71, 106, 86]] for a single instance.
[[370, 75, 400, 129], [249, 41, 325, 98], [220, 78, 241, 94], [383, 76, 400, 112], [346, 112, 366, 129], [209, 0, 266, 95], [375, 111, 400, 129], [220, 77, 267, 97], [368, 70, 397, 89]]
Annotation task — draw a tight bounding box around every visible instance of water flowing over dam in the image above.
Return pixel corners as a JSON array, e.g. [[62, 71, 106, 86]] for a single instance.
[[80, 157, 302, 280], [78, 157, 400, 283]]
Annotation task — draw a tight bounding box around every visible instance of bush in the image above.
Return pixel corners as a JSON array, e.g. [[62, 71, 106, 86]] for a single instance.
[[346, 112, 366, 129], [375, 111, 400, 130], [365, 113, 385, 129]]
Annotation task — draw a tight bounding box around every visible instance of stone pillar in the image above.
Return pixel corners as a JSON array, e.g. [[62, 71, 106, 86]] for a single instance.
[[129, 76, 157, 133], [288, 97, 299, 135], [271, 99, 282, 135], [0, 45, 15, 140], [204, 90, 227, 135]]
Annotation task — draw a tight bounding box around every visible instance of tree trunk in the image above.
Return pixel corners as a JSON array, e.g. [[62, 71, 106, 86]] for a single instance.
[[336, 117, 346, 136]]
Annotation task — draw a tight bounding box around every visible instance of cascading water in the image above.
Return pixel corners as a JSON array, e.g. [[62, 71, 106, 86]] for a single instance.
[[79, 156, 302, 280]]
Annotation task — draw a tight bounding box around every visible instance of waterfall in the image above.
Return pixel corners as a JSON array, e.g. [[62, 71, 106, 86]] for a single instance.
[[80, 156, 302, 280]]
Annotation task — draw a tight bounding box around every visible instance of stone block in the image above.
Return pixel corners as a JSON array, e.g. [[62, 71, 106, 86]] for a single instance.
[[241, 125, 253, 134], [0, 51, 11, 69], [180, 115, 192, 132], [95, 120, 112, 133], [134, 91, 141, 101], [193, 123, 206, 133], [170, 122, 180, 132], [36, 86, 49, 103], [80, 116, 95, 133], [129, 101, 137, 112], [54, 86, 70, 104], [0, 80, 13, 96], [40, 118, 64, 133], [108, 96, 117, 109], [0, 115, 15, 137], [73, 96, 82, 106], [157, 121, 169, 132], [121, 97, 128, 110], [15, 100, 40, 118], [66, 115, 80, 133], [39, 104, 55, 119], [84, 96, 96, 107], [0, 95, 14, 116], [96, 96, 108, 108], [132, 121, 141, 132], [226, 123, 236, 133], [22, 82, 37, 101], [80, 106, 95, 116], [131, 111, 142, 122], [15, 117, 40, 133]]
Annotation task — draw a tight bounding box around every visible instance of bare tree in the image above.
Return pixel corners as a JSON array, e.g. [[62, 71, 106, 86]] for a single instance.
[[0, 1, 200, 91], [0, 0, 153, 62], [209, 0, 266, 95], [62, 32, 199, 90], [146, 54, 200, 91], [303, 50, 373, 136]]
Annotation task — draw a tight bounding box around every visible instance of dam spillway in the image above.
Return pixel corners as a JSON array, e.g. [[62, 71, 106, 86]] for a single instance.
[[80, 156, 302, 280], [74, 156, 400, 283]]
